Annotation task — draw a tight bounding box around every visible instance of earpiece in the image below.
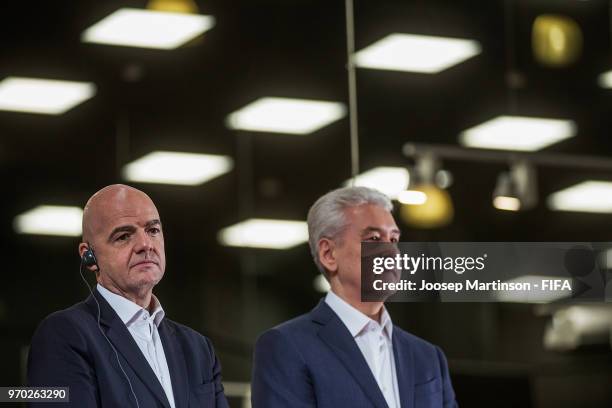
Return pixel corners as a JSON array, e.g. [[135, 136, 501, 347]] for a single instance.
[[82, 245, 99, 271]]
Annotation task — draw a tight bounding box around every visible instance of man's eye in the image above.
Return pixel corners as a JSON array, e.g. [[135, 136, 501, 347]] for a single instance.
[[366, 236, 380, 241], [149, 227, 161, 235], [391, 237, 399, 243], [116, 234, 129, 242]]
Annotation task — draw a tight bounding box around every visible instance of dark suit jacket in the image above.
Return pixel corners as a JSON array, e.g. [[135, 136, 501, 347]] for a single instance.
[[252, 299, 457, 408], [27, 289, 228, 408]]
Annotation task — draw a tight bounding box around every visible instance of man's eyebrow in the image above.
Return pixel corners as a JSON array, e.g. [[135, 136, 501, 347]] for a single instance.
[[107, 219, 162, 241], [145, 219, 161, 228], [108, 225, 136, 241], [361, 226, 401, 235]]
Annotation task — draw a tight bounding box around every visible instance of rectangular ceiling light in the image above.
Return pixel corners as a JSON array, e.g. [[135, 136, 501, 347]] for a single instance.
[[495, 275, 572, 303], [598, 70, 612, 88], [0, 77, 95, 115], [459, 115, 576, 151], [82, 8, 215, 50], [14, 205, 83, 237], [354, 33, 481, 74], [343, 167, 410, 200], [122, 151, 233, 185], [218, 219, 308, 249], [548, 181, 612, 213], [226, 97, 346, 135]]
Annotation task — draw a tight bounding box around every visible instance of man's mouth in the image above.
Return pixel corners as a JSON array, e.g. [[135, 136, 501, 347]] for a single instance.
[[131, 260, 158, 268]]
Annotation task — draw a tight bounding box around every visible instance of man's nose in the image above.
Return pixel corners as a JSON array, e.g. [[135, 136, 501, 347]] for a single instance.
[[134, 230, 153, 253], [382, 236, 400, 254]]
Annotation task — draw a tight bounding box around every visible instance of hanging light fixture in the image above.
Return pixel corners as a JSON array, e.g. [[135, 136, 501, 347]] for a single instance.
[[399, 153, 454, 228], [532, 14, 582, 67], [493, 172, 521, 211], [147, 0, 199, 13], [493, 161, 538, 211]]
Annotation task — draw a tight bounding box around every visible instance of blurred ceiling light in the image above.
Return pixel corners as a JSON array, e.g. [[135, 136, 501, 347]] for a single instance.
[[459, 115, 576, 152], [544, 305, 612, 351], [496, 275, 572, 303], [435, 169, 453, 189], [147, 0, 199, 13], [532, 15, 582, 67], [343, 167, 410, 200], [400, 184, 453, 228], [354, 33, 481, 74], [0, 77, 95, 115], [82, 8, 215, 50], [397, 190, 427, 205], [226, 97, 346, 135], [493, 162, 537, 211], [14, 205, 83, 237], [493, 196, 521, 211], [598, 247, 612, 269], [218, 219, 308, 249], [313, 274, 331, 293], [597, 70, 612, 88], [122, 151, 233, 185], [548, 181, 612, 213]]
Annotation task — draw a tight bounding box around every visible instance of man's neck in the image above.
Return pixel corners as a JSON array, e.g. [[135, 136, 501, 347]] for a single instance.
[[98, 281, 153, 311], [330, 287, 384, 323]]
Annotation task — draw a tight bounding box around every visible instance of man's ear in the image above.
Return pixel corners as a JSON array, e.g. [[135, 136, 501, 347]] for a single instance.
[[318, 238, 338, 277], [78, 242, 98, 273], [78, 242, 88, 259]]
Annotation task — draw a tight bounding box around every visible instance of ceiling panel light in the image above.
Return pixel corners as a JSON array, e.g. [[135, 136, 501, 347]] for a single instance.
[[122, 151, 233, 185], [548, 181, 612, 213], [226, 97, 346, 135], [354, 33, 481, 74], [344, 167, 410, 200], [82, 8, 215, 50], [218, 219, 308, 249], [459, 116, 576, 152], [0, 77, 95, 115], [14, 205, 83, 237], [598, 70, 612, 88]]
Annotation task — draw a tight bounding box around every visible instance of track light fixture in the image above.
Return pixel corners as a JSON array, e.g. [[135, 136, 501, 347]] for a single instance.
[[493, 161, 538, 211]]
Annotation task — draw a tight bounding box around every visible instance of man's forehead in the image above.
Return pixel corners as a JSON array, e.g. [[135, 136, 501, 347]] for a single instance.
[[98, 198, 159, 224], [344, 204, 398, 230], [83, 185, 160, 237]]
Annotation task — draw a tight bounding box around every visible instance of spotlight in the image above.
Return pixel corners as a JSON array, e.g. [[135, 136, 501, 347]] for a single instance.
[[493, 161, 538, 211], [399, 153, 454, 228], [532, 14, 582, 67], [493, 172, 521, 211]]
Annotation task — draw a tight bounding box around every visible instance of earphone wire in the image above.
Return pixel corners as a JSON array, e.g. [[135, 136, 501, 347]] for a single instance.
[[79, 259, 141, 408]]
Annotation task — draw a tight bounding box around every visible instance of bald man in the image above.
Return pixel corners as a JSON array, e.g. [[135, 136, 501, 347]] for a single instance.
[[28, 185, 229, 408]]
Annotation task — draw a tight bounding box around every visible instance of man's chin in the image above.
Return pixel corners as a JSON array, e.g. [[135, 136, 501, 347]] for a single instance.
[[362, 271, 400, 301], [132, 270, 163, 288]]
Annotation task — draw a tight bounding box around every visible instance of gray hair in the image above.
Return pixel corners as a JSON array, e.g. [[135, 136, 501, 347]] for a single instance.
[[307, 186, 393, 275]]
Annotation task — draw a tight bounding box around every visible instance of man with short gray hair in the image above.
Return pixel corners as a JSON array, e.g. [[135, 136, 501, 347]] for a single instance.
[[252, 186, 458, 408]]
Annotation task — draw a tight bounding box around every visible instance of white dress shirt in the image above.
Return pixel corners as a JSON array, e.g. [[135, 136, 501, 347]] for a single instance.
[[325, 290, 401, 408], [97, 284, 176, 408]]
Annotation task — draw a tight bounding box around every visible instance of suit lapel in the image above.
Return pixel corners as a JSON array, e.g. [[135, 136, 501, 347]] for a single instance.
[[159, 321, 188, 408], [87, 290, 171, 408], [392, 331, 415, 408], [312, 300, 389, 408]]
